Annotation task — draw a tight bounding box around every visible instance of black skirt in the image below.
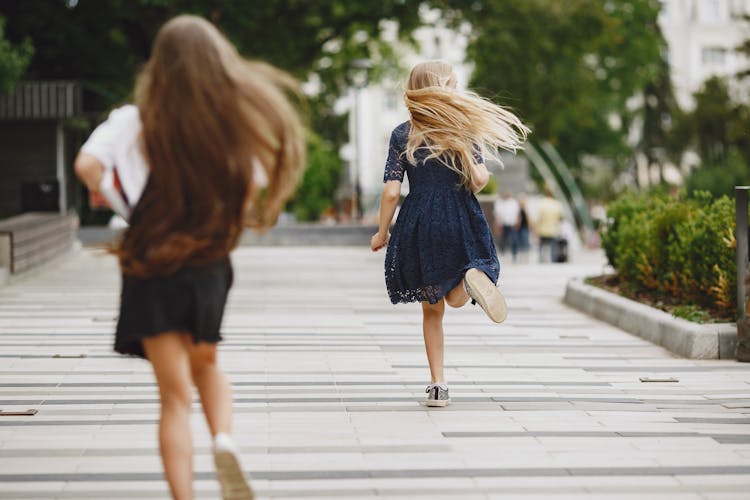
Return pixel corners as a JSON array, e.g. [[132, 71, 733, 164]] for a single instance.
[[115, 258, 233, 358]]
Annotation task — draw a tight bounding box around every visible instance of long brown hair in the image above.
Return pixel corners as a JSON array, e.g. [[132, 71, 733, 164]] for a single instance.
[[117, 15, 305, 278], [404, 61, 529, 188]]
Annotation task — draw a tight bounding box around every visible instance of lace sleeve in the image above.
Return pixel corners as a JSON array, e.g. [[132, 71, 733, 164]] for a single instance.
[[383, 127, 407, 182]]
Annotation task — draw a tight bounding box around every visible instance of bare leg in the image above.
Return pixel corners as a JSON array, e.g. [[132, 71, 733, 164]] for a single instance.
[[445, 279, 470, 308], [189, 344, 253, 499], [421, 300, 446, 384], [189, 342, 232, 436], [143, 332, 194, 500]]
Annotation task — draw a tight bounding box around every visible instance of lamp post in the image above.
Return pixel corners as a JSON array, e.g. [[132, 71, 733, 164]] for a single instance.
[[349, 58, 372, 221]]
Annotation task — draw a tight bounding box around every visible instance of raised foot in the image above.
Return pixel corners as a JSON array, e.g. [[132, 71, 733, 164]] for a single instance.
[[464, 268, 508, 323]]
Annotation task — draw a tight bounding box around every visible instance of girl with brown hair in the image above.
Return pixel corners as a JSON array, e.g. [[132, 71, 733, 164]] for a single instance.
[[74, 15, 305, 499], [370, 61, 529, 407]]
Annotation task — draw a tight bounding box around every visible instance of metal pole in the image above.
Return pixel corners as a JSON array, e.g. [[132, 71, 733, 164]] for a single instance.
[[352, 89, 358, 220], [56, 120, 67, 214], [736, 186, 750, 361]]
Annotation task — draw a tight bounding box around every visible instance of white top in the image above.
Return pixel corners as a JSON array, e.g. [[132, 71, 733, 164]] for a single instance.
[[493, 197, 520, 226], [80, 104, 268, 211], [81, 105, 149, 208]]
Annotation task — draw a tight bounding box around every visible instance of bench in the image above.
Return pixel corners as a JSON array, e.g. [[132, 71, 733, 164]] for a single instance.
[[0, 212, 79, 276]]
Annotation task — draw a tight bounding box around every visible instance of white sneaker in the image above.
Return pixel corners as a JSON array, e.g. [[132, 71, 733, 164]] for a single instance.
[[213, 433, 254, 500], [464, 268, 508, 323]]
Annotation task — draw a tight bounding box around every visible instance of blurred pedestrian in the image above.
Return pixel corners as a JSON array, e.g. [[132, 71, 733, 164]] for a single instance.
[[493, 191, 520, 261], [517, 193, 531, 262], [74, 15, 305, 500], [370, 60, 529, 407], [535, 187, 564, 263]]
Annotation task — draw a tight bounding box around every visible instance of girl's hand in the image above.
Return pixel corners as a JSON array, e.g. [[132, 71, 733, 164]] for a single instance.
[[370, 231, 390, 252]]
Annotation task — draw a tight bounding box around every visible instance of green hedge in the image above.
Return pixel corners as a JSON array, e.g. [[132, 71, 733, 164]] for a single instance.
[[601, 192, 736, 316], [286, 131, 343, 222]]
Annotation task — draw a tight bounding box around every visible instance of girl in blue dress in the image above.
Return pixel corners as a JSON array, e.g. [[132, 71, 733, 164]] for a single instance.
[[370, 61, 529, 407]]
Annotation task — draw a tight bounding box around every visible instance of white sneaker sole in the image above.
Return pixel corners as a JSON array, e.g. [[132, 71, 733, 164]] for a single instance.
[[464, 268, 508, 323], [214, 450, 254, 500], [426, 398, 451, 407]]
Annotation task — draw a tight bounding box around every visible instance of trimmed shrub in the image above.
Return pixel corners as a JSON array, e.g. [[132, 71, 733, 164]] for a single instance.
[[601, 191, 736, 317], [286, 131, 343, 222]]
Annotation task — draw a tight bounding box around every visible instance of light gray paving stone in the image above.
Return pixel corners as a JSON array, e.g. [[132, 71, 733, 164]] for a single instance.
[[1, 247, 750, 497]]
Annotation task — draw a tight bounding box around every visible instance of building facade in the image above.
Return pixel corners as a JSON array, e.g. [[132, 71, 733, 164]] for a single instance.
[[659, 0, 750, 108]]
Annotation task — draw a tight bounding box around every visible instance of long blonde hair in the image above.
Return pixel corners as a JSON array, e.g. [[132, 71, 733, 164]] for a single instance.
[[119, 15, 305, 278], [404, 61, 530, 188]]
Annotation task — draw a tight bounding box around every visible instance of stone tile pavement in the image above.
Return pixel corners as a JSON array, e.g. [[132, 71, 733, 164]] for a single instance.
[[1, 247, 750, 499]]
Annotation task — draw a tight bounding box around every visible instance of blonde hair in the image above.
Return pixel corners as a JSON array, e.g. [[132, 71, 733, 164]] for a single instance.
[[119, 15, 305, 278], [404, 61, 530, 188]]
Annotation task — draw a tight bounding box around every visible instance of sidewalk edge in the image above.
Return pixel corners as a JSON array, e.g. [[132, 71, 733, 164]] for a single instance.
[[564, 278, 736, 359]]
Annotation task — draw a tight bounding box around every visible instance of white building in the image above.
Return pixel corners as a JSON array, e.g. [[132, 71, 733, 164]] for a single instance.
[[659, 0, 750, 108]]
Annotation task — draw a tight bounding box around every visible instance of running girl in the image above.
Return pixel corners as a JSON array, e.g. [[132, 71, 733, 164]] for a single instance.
[[371, 61, 529, 407]]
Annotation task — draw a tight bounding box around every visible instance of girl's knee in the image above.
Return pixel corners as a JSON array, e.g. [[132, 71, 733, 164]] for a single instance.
[[189, 342, 218, 380], [445, 294, 468, 308], [159, 380, 193, 410], [422, 300, 445, 318]]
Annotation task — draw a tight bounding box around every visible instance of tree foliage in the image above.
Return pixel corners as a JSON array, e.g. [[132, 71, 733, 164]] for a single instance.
[[0, 0, 422, 141], [675, 77, 750, 198], [288, 132, 343, 222], [0, 0, 424, 221], [0, 15, 33, 94], [435, 0, 665, 171]]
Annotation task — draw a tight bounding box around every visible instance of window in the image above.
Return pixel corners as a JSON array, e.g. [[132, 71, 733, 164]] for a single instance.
[[702, 46, 727, 64], [699, 0, 723, 23]]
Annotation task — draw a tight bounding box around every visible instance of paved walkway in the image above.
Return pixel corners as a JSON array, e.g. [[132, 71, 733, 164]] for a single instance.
[[1, 247, 750, 499]]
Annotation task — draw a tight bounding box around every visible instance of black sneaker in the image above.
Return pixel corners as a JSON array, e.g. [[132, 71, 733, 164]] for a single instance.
[[425, 384, 451, 407]]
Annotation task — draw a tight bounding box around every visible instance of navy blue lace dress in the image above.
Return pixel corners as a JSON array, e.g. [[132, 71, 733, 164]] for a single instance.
[[384, 121, 500, 304]]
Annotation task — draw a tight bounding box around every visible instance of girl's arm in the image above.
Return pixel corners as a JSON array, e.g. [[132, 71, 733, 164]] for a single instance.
[[370, 180, 401, 251], [469, 162, 490, 193], [74, 153, 105, 192]]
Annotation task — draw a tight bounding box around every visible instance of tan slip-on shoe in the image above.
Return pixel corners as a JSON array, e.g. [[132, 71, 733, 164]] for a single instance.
[[214, 447, 254, 500], [463, 268, 508, 323]]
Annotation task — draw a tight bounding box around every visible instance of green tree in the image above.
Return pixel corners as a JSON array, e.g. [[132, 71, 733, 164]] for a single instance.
[[678, 77, 750, 198], [638, 35, 679, 187], [691, 77, 735, 164], [0, 15, 33, 94], [0, 0, 422, 142], [0, 0, 425, 220], [435, 0, 664, 175], [288, 132, 343, 222]]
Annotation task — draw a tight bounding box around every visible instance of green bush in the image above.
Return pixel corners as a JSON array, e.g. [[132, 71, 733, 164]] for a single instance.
[[286, 131, 343, 222], [601, 191, 736, 316]]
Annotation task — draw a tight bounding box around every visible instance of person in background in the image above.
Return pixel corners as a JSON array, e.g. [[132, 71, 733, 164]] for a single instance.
[[493, 191, 520, 262], [535, 187, 564, 262], [516, 193, 531, 262]]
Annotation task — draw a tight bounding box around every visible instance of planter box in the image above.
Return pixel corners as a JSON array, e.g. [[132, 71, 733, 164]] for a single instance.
[[564, 278, 736, 359]]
